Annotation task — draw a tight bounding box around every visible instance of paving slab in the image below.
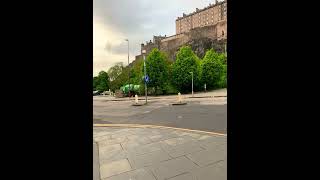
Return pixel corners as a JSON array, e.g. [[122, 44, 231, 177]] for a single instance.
[[163, 136, 196, 146], [95, 127, 227, 180], [186, 148, 226, 167], [200, 140, 227, 151], [126, 141, 163, 156], [149, 133, 180, 142], [100, 159, 132, 179], [167, 173, 193, 180], [99, 143, 122, 154], [103, 168, 156, 180], [149, 156, 199, 180], [191, 160, 227, 180], [99, 137, 129, 147], [94, 135, 111, 142], [161, 141, 205, 158], [128, 149, 172, 169], [100, 149, 128, 165], [93, 143, 100, 180], [121, 137, 153, 150]]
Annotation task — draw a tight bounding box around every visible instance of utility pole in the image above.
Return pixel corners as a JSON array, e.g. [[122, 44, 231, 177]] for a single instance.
[[142, 50, 147, 104], [190, 72, 194, 97], [125, 39, 130, 98]]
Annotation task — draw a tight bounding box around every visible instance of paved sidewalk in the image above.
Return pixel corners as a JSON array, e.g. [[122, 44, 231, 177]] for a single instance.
[[93, 142, 100, 180], [93, 126, 227, 180], [93, 88, 227, 102]]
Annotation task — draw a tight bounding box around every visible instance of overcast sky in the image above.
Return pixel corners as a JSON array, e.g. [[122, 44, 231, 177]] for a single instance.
[[93, 0, 218, 76]]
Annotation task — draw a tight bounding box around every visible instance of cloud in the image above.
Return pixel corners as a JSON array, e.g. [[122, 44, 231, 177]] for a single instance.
[[93, 0, 215, 76]]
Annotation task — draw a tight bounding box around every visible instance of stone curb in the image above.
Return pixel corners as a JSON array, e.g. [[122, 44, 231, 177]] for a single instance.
[[93, 124, 227, 136]]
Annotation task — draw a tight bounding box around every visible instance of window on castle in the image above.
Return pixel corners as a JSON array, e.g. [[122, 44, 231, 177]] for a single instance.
[[222, 30, 224, 36]]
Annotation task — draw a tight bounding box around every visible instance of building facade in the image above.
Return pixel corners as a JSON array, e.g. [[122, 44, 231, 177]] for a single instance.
[[176, 0, 227, 35], [135, 0, 227, 62]]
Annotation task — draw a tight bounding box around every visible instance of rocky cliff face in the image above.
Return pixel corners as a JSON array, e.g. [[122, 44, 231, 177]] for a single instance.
[[169, 38, 227, 61], [188, 38, 226, 59], [137, 22, 227, 62]]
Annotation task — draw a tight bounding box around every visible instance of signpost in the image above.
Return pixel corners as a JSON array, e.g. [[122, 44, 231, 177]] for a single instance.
[[142, 50, 148, 104], [145, 75, 149, 83]]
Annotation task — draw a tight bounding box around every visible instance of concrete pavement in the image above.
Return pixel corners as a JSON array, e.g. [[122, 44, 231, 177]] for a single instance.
[[93, 142, 100, 180], [93, 126, 227, 180]]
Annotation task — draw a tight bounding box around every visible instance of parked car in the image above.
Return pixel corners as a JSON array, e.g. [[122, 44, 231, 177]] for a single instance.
[[102, 91, 111, 96], [93, 91, 101, 96]]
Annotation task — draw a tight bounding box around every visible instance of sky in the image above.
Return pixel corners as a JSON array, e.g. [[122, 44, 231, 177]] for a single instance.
[[93, 0, 217, 76]]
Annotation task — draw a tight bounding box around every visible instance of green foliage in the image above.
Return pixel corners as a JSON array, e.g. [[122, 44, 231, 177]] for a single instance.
[[163, 83, 179, 94], [95, 71, 110, 92], [144, 48, 170, 95], [172, 46, 200, 92], [200, 49, 227, 89], [130, 59, 144, 85], [108, 60, 144, 94], [108, 62, 123, 81], [93, 76, 99, 91], [102, 47, 227, 96], [109, 67, 129, 92]]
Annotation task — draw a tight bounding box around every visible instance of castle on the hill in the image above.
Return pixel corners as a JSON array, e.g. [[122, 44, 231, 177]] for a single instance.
[[133, 0, 227, 64]]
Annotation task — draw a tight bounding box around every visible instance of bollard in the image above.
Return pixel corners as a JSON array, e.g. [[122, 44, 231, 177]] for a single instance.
[[172, 92, 187, 105], [135, 94, 139, 104]]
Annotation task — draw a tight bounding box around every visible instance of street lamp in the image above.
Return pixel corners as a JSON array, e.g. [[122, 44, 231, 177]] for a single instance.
[[190, 72, 194, 97], [142, 49, 148, 104], [125, 39, 130, 98]]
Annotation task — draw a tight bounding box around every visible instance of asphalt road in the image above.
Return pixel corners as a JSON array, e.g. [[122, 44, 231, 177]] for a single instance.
[[94, 103, 227, 134]]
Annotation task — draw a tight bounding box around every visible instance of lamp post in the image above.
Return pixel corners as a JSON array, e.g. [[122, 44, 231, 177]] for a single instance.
[[125, 39, 130, 98], [190, 72, 194, 97], [142, 49, 147, 104]]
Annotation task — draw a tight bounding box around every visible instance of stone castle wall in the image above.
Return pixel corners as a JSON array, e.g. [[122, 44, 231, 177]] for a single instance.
[[134, 0, 227, 62], [144, 20, 227, 60]]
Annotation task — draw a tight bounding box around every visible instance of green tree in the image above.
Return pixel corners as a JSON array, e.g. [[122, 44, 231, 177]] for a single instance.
[[108, 62, 126, 91], [109, 66, 130, 92], [172, 46, 200, 92], [144, 48, 170, 95], [200, 49, 226, 89], [108, 62, 123, 81], [130, 58, 144, 85], [96, 71, 110, 92], [93, 76, 99, 91]]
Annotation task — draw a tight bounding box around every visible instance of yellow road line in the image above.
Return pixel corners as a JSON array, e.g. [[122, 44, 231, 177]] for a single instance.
[[93, 124, 227, 136]]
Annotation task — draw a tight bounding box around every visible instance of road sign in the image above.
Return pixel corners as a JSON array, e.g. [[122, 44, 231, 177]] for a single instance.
[[145, 75, 149, 82]]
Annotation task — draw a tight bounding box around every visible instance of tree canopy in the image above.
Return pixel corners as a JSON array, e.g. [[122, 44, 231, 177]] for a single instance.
[[144, 48, 170, 94], [200, 49, 226, 89], [94, 71, 110, 92], [172, 46, 200, 92]]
